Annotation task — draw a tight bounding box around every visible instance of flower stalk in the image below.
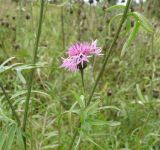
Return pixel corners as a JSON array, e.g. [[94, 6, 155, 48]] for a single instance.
[[67, 0, 132, 149], [80, 69, 85, 96]]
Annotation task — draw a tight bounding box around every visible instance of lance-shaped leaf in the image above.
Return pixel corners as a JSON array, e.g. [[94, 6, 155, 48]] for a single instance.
[[121, 20, 140, 57], [128, 12, 154, 33], [4, 124, 17, 150]]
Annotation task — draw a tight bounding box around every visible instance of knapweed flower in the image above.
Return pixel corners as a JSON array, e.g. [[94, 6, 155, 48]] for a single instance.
[[61, 40, 102, 72]]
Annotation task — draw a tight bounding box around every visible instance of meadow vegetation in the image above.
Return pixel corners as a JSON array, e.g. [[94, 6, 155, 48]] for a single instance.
[[0, 0, 160, 149]]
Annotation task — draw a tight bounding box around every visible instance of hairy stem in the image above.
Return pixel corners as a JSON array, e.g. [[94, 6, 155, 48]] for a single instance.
[[22, 0, 45, 148]]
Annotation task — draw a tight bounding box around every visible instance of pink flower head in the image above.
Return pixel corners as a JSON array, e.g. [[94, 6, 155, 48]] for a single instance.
[[61, 40, 102, 72]]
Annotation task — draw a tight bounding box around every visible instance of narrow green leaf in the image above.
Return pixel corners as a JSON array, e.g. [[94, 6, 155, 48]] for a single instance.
[[16, 128, 25, 150], [122, 18, 131, 36], [43, 131, 58, 141], [64, 109, 80, 115], [133, 12, 154, 33], [10, 90, 51, 100], [17, 70, 26, 84], [41, 144, 59, 149], [105, 121, 121, 127], [98, 105, 121, 111], [0, 131, 6, 150], [128, 12, 154, 33], [88, 120, 110, 126], [15, 64, 40, 84], [86, 136, 104, 150], [4, 124, 17, 150], [1, 57, 15, 67], [108, 13, 123, 36], [88, 120, 121, 127], [105, 5, 126, 12], [121, 20, 140, 57], [136, 84, 145, 103], [72, 91, 85, 109], [75, 136, 81, 150], [84, 101, 100, 116]]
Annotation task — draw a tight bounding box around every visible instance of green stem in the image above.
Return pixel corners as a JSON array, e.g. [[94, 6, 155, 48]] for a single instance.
[[22, 0, 45, 148], [80, 69, 85, 96], [67, 0, 132, 149], [0, 82, 20, 126], [150, 34, 154, 99], [58, 105, 62, 150], [87, 0, 132, 106], [67, 123, 81, 150]]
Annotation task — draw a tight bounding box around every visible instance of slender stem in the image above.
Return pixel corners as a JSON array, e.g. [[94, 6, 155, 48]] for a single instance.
[[87, 0, 132, 106], [67, 0, 132, 149], [80, 69, 85, 95], [150, 34, 154, 99], [58, 105, 62, 150], [59, 7, 65, 144], [68, 130, 79, 150], [67, 123, 81, 150], [59, 6, 65, 145], [68, 69, 85, 150], [0, 82, 20, 126], [22, 0, 45, 148], [80, 68, 86, 109]]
